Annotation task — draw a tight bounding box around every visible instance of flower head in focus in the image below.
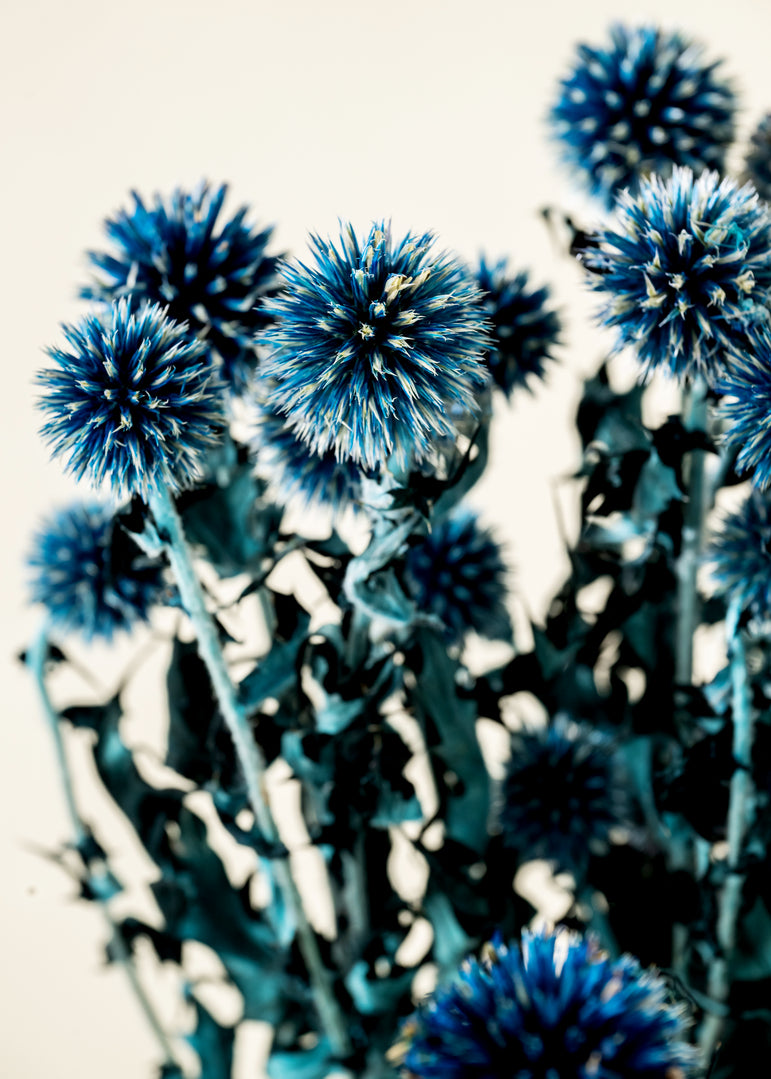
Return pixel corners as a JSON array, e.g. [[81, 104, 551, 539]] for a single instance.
[[500, 716, 624, 870], [259, 222, 490, 472], [475, 258, 561, 396], [551, 24, 736, 207], [589, 167, 771, 380], [404, 506, 511, 645], [250, 394, 364, 515], [81, 182, 281, 393], [391, 929, 697, 1079], [744, 113, 771, 203], [38, 300, 225, 497], [27, 502, 164, 641]]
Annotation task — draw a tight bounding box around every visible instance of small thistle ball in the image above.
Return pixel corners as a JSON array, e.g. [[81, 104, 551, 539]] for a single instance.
[[718, 329, 771, 491], [250, 395, 364, 515], [404, 507, 511, 645], [392, 929, 697, 1079], [709, 491, 771, 621], [82, 182, 281, 393], [28, 502, 164, 641], [590, 167, 771, 380], [259, 222, 490, 472], [38, 300, 225, 497], [744, 114, 771, 203], [500, 717, 623, 870], [551, 24, 736, 206], [475, 258, 561, 397]]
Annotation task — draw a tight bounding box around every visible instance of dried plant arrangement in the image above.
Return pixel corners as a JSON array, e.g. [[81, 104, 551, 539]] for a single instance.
[[23, 22, 771, 1079]]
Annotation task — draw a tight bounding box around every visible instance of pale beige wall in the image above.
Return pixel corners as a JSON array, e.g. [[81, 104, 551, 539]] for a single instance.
[[2, 1, 769, 1076]]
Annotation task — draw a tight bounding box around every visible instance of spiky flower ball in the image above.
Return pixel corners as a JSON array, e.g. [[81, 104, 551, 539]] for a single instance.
[[404, 507, 510, 645], [259, 222, 490, 472], [589, 167, 771, 380], [500, 717, 623, 870], [392, 930, 697, 1079], [710, 482, 771, 616], [250, 394, 364, 514], [551, 24, 736, 207], [718, 329, 771, 491], [744, 114, 771, 203], [475, 258, 560, 396], [38, 300, 225, 497], [27, 502, 164, 641], [709, 490, 771, 621], [81, 182, 281, 393]]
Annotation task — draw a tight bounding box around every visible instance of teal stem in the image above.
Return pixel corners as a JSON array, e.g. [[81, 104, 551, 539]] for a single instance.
[[577, 884, 619, 959], [28, 623, 86, 848], [146, 483, 351, 1058], [422, 891, 472, 975], [669, 376, 709, 979], [675, 375, 708, 687], [699, 598, 755, 1063], [707, 442, 739, 513], [344, 605, 371, 670], [27, 622, 179, 1069]]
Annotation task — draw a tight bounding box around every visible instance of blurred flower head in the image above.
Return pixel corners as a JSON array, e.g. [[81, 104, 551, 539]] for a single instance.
[[258, 222, 490, 472], [82, 182, 281, 393], [250, 392, 364, 515], [709, 489, 771, 620], [392, 929, 696, 1079], [404, 506, 511, 645], [744, 113, 771, 203], [551, 24, 736, 207], [38, 300, 225, 497], [590, 167, 771, 380], [475, 258, 560, 397], [27, 502, 164, 641], [500, 716, 624, 870], [718, 329, 771, 491]]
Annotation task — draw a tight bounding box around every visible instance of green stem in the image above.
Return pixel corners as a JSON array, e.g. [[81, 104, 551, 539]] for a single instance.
[[147, 484, 351, 1058], [699, 599, 755, 1064], [27, 623, 178, 1069]]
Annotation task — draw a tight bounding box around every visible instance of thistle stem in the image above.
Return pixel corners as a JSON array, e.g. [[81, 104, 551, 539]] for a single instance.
[[675, 375, 708, 687], [27, 623, 178, 1070], [147, 483, 351, 1058], [669, 376, 709, 979], [28, 623, 86, 848], [699, 599, 755, 1063], [577, 884, 619, 959]]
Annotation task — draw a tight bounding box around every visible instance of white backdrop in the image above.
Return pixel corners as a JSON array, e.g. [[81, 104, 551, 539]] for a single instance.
[[2, 1, 769, 1075]]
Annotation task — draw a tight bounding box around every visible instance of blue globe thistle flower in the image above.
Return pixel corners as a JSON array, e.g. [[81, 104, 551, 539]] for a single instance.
[[475, 258, 561, 397], [259, 222, 490, 472], [500, 717, 623, 870], [551, 24, 736, 207], [27, 502, 164, 641], [38, 300, 225, 497], [590, 167, 771, 380], [744, 114, 771, 203], [250, 394, 364, 514], [392, 929, 697, 1079], [404, 507, 511, 645], [709, 489, 771, 619], [81, 182, 281, 393], [718, 329, 771, 490]]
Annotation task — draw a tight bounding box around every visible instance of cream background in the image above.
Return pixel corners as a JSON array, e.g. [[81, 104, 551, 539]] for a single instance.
[[2, 1, 769, 1075]]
